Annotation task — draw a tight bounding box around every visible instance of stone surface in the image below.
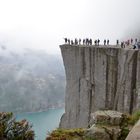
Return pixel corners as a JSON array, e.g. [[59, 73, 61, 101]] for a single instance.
[[90, 110, 123, 126], [85, 125, 120, 140], [59, 45, 140, 128], [126, 119, 140, 140], [86, 126, 110, 140]]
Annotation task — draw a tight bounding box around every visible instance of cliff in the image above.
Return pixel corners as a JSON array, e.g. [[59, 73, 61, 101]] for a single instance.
[[59, 45, 140, 128]]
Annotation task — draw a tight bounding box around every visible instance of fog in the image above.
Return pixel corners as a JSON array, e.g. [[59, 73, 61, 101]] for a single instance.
[[0, 0, 140, 54]]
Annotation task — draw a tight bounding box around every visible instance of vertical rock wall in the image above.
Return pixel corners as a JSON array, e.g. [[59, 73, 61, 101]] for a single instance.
[[59, 45, 140, 128]]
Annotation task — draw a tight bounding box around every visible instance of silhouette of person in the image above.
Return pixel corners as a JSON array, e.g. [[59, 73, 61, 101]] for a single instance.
[[131, 38, 133, 44], [86, 38, 89, 45], [83, 39, 85, 45], [94, 40, 97, 46], [75, 38, 78, 45], [68, 39, 70, 44], [79, 39, 81, 45], [104, 40, 106, 45], [107, 39, 109, 45], [116, 40, 119, 45], [127, 40, 130, 46], [64, 38, 67, 44], [97, 39, 100, 46], [123, 42, 125, 48], [89, 39, 92, 45], [121, 42, 123, 48], [71, 40, 74, 45]]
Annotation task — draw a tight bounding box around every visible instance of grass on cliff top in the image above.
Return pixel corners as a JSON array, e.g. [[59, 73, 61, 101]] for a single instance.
[[46, 128, 95, 140]]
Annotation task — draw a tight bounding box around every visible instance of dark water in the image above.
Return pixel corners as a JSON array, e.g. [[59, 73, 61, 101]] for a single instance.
[[16, 108, 64, 140]]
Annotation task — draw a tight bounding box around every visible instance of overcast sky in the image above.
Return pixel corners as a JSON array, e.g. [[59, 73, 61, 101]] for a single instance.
[[0, 0, 140, 54]]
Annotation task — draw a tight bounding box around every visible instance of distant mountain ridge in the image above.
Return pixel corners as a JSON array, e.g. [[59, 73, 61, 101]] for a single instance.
[[0, 46, 65, 113]]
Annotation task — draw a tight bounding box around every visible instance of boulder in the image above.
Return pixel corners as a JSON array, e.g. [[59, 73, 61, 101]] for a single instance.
[[90, 110, 123, 126], [85, 125, 120, 140]]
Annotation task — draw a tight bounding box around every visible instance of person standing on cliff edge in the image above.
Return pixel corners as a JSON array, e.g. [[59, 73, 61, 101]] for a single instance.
[[104, 39, 106, 45], [97, 39, 100, 46], [116, 40, 119, 45], [107, 39, 109, 45], [64, 38, 67, 44]]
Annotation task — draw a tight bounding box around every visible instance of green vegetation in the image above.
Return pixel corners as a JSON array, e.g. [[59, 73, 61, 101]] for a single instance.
[[46, 110, 140, 140], [46, 128, 95, 140], [128, 110, 140, 125], [0, 112, 34, 140], [103, 114, 130, 140]]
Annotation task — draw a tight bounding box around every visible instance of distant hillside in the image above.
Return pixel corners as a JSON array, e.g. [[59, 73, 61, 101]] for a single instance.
[[0, 46, 65, 113]]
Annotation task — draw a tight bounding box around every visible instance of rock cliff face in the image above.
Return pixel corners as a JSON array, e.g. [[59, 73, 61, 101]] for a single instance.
[[59, 45, 140, 128]]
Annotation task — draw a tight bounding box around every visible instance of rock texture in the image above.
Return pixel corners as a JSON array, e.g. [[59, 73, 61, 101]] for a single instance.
[[59, 45, 140, 128], [126, 119, 140, 140], [90, 110, 123, 126]]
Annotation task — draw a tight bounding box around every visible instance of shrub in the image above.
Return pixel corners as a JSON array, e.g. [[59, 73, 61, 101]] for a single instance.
[[0, 112, 34, 140]]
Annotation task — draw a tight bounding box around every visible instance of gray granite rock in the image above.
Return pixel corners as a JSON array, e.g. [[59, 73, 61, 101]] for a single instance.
[[59, 45, 140, 128], [90, 110, 123, 126]]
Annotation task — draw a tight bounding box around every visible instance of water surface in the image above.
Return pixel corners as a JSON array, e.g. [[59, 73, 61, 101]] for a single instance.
[[16, 108, 64, 140]]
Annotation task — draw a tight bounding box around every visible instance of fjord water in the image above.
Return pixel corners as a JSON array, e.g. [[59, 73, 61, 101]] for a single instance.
[[16, 108, 64, 140]]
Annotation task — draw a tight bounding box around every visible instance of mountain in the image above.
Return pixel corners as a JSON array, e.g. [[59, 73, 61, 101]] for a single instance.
[[0, 46, 65, 113]]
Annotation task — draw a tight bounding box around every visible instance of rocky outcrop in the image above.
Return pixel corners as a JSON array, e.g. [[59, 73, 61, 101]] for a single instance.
[[86, 110, 124, 140], [90, 110, 123, 126], [59, 45, 140, 128]]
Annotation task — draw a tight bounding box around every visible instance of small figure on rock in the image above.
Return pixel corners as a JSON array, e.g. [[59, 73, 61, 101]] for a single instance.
[[71, 40, 74, 45], [68, 39, 70, 44], [121, 42, 124, 48], [107, 39, 109, 45], [97, 39, 100, 46], [75, 38, 78, 45], [79, 39, 81, 45], [94, 40, 97, 46], [104, 39, 106, 45], [89, 39, 92, 45], [64, 38, 67, 44], [116, 40, 119, 45], [83, 39, 85, 45], [131, 38, 133, 44], [86, 38, 89, 45]]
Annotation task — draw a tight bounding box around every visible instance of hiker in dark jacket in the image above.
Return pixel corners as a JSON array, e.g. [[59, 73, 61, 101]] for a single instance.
[[94, 40, 97, 46], [64, 38, 67, 44], [75, 38, 78, 45], [86, 38, 89, 45], [83, 39, 85, 45], [116, 40, 119, 45], [104, 39, 106, 45], [79, 39, 81, 45], [107, 39, 109, 45], [89, 39, 92, 45], [71, 40, 74, 45], [68, 39, 70, 44]]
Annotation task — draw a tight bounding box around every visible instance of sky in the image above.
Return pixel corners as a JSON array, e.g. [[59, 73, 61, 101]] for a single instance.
[[0, 0, 140, 54]]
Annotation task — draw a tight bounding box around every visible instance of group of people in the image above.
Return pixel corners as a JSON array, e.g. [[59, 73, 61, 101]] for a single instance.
[[120, 38, 140, 49], [64, 38, 110, 46], [64, 38, 140, 49]]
